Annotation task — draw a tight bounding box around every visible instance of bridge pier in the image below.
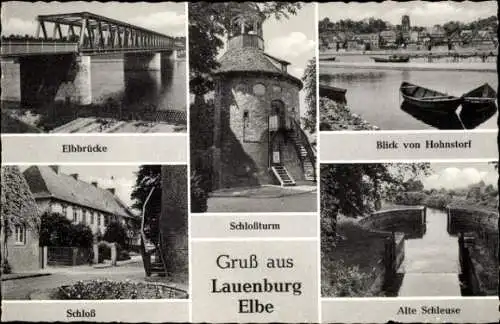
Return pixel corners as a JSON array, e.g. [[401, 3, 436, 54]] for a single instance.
[[124, 52, 162, 71], [1, 58, 22, 102]]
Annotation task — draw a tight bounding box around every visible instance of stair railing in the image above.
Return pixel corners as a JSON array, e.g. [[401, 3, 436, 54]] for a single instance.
[[289, 117, 316, 180], [140, 186, 156, 276]]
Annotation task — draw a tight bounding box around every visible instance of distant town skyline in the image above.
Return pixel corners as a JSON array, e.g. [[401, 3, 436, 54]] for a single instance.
[[319, 1, 497, 27], [1, 1, 186, 37]]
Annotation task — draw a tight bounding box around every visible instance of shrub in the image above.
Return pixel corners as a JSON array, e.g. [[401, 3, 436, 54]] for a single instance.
[[54, 280, 188, 299], [40, 212, 93, 248], [321, 259, 374, 297], [425, 194, 452, 209]]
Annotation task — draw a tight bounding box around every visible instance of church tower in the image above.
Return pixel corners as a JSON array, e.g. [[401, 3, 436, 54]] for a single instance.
[[211, 3, 316, 189]]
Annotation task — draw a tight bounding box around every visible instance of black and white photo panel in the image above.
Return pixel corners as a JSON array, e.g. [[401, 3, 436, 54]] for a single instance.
[[189, 2, 318, 213], [321, 162, 498, 297], [1, 1, 186, 133], [318, 1, 498, 131], [1, 165, 188, 300]]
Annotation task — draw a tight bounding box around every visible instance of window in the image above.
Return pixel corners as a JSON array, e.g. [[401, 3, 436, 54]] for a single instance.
[[62, 204, 67, 217], [91, 212, 95, 225], [73, 208, 78, 222], [14, 225, 26, 245], [243, 110, 250, 128], [272, 85, 282, 94], [97, 213, 101, 226], [82, 210, 87, 224], [253, 83, 266, 96]]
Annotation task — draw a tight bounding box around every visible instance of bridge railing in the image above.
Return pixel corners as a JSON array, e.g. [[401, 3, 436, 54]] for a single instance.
[[0, 40, 78, 56]]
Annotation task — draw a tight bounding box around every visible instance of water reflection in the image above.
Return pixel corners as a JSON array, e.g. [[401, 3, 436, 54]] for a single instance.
[[319, 71, 386, 83], [459, 102, 497, 130], [401, 101, 464, 130]]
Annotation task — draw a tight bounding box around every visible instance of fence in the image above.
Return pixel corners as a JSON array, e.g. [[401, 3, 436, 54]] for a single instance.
[[46, 246, 93, 266], [75, 107, 187, 124]]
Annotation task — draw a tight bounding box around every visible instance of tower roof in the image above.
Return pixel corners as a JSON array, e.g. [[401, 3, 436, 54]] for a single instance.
[[215, 47, 303, 89]]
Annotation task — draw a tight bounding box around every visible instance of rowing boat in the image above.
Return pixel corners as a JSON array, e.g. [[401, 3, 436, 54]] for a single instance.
[[371, 55, 410, 63], [399, 81, 462, 113], [462, 83, 497, 105], [319, 83, 347, 103]]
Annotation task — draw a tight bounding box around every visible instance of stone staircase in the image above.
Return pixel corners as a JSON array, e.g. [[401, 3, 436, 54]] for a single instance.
[[289, 131, 316, 182], [271, 165, 296, 186]]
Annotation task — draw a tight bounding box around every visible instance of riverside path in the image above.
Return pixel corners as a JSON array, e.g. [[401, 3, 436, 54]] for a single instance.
[[398, 208, 461, 296]]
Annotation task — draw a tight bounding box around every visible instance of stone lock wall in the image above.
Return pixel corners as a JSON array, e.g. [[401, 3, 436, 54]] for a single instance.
[[359, 206, 427, 239], [214, 74, 301, 188]]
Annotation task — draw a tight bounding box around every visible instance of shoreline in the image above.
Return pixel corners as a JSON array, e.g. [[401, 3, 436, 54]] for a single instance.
[[320, 61, 496, 72]]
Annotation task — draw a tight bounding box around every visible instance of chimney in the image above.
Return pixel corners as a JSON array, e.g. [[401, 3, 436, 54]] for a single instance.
[[107, 188, 116, 195], [91, 181, 98, 187], [49, 165, 59, 174], [70, 173, 78, 180]]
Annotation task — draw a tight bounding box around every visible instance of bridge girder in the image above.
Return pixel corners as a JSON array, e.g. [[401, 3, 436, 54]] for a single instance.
[[35, 11, 179, 53]]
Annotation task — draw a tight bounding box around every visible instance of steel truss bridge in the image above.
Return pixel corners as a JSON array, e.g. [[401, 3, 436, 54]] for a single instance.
[[1, 12, 182, 56]]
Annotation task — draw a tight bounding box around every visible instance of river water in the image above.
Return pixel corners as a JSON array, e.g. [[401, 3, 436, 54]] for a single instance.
[[320, 56, 497, 130], [91, 57, 186, 112], [398, 208, 461, 296]]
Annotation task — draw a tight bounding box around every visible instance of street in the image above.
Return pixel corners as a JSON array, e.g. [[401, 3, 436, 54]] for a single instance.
[[2, 260, 187, 300], [207, 191, 318, 212]]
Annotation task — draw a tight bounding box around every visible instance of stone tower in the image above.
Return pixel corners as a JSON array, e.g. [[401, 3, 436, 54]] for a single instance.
[[402, 15, 411, 41], [211, 3, 316, 189]]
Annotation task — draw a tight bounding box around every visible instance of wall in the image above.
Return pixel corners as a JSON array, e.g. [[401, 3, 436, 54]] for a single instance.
[[447, 206, 498, 235], [160, 166, 188, 277], [359, 206, 427, 239], [5, 227, 41, 271], [1, 58, 21, 102], [214, 74, 301, 188]]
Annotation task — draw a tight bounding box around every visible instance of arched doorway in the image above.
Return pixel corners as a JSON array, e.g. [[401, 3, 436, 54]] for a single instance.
[[270, 100, 286, 166], [271, 100, 286, 130]]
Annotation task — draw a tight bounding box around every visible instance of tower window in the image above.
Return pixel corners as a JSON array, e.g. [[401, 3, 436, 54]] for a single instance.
[[253, 83, 266, 96], [243, 110, 250, 127]]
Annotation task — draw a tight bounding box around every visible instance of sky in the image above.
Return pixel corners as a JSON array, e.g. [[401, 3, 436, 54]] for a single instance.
[[214, 3, 316, 118], [1, 1, 186, 37], [19, 165, 140, 209], [319, 1, 497, 27], [420, 162, 497, 190]]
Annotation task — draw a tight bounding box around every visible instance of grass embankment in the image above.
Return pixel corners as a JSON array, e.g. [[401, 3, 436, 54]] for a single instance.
[[319, 97, 379, 131], [322, 215, 387, 297]]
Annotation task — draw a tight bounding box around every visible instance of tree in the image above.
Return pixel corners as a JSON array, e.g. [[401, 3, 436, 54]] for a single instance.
[[131, 165, 162, 211], [321, 163, 430, 241], [103, 221, 128, 249], [301, 58, 317, 134]]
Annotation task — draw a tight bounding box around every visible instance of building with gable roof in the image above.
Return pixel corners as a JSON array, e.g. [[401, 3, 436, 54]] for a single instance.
[[22, 165, 137, 238]]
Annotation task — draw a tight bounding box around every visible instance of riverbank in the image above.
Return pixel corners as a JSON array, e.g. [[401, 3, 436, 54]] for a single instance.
[[1, 108, 187, 133], [320, 61, 496, 72], [320, 47, 498, 57], [322, 215, 386, 297], [319, 97, 379, 131]]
